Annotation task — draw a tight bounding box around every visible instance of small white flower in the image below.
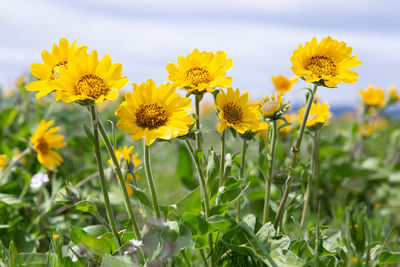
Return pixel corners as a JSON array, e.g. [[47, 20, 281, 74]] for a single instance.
[[30, 172, 49, 189], [218, 186, 226, 194], [129, 239, 143, 247]]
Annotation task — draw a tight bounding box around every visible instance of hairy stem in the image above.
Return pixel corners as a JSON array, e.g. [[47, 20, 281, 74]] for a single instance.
[[236, 139, 247, 222]]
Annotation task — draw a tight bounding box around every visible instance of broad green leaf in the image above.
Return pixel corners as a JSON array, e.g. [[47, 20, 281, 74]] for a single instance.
[[169, 187, 202, 220], [378, 250, 400, 264], [75, 200, 97, 213], [18, 253, 50, 266], [100, 254, 134, 267], [70, 226, 117, 256], [182, 213, 215, 236], [206, 150, 219, 187], [130, 185, 152, 208]]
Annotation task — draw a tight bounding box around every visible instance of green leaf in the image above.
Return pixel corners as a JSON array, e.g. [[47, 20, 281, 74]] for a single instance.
[[206, 150, 220, 187], [18, 253, 50, 266], [100, 254, 132, 267], [70, 225, 117, 256], [194, 149, 204, 162], [207, 216, 237, 232], [182, 213, 215, 236], [75, 200, 97, 213], [169, 187, 202, 220], [176, 143, 197, 190], [378, 250, 400, 264], [0, 193, 22, 206], [130, 185, 153, 208], [0, 108, 18, 128], [82, 123, 94, 143]]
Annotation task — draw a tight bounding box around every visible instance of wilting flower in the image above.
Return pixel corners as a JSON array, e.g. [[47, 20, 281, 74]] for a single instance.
[[166, 49, 233, 94], [291, 36, 362, 87], [216, 88, 267, 134], [0, 154, 8, 171], [54, 50, 129, 104], [298, 102, 332, 130], [30, 172, 50, 189], [26, 38, 87, 99], [359, 86, 385, 108], [116, 79, 195, 146], [271, 75, 299, 94], [259, 92, 283, 119], [31, 120, 67, 169]]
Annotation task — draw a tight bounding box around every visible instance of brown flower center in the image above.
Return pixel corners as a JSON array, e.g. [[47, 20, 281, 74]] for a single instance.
[[36, 138, 49, 154], [75, 74, 109, 99], [136, 103, 168, 129], [223, 102, 243, 124], [305, 56, 337, 78], [184, 67, 212, 86], [51, 61, 68, 80]]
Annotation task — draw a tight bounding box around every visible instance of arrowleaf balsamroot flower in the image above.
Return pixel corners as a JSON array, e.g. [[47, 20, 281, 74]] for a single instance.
[[259, 92, 283, 119], [116, 79, 195, 146], [271, 75, 299, 94], [166, 49, 233, 94], [0, 154, 8, 171], [298, 102, 332, 130], [291, 36, 362, 87], [360, 86, 385, 108], [31, 120, 67, 169], [216, 88, 266, 134], [26, 38, 87, 99], [54, 50, 129, 104]]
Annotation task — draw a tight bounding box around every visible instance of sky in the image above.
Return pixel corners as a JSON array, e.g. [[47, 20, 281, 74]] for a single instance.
[[1, 0, 399, 105]]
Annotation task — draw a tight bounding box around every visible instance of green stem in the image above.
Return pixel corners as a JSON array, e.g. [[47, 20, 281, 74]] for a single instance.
[[89, 105, 121, 247], [262, 120, 278, 224], [236, 139, 247, 222], [184, 140, 214, 267], [300, 129, 321, 228], [195, 94, 201, 150], [97, 113, 142, 240], [219, 130, 226, 187], [143, 141, 162, 219], [274, 84, 317, 229]]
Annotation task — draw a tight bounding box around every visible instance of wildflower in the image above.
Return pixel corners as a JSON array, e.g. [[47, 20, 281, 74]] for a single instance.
[[375, 203, 381, 208], [216, 88, 267, 134], [124, 239, 143, 255], [3, 88, 15, 98], [31, 120, 67, 169], [360, 87, 385, 108], [389, 87, 400, 101], [352, 257, 358, 263], [108, 146, 140, 166], [298, 102, 332, 130], [166, 49, 233, 94], [26, 38, 87, 99], [30, 172, 49, 189], [259, 92, 283, 119], [271, 75, 298, 94], [116, 79, 195, 146], [54, 50, 129, 105], [0, 154, 8, 171], [52, 233, 59, 239], [291, 36, 362, 87]]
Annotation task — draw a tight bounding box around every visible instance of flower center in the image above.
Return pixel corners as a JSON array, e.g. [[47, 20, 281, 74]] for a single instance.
[[36, 138, 49, 154], [305, 56, 337, 78], [51, 61, 68, 80], [262, 100, 280, 114], [136, 103, 168, 129], [223, 102, 243, 124], [75, 74, 109, 99], [184, 67, 212, 86]]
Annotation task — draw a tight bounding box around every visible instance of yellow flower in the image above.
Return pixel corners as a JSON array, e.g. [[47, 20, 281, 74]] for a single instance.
[[54, 50, 129, 104], [271, 75, 299, 94], [352, 257, 358, 263], [52, 233, 59, 239], [358, 118, 388, 137], [26, 38, 87, 99], [0, 154, 8, 171], [358, 123, 374, 137], [216, 88, 266, 134], [359, 86, 385, 107], [259, 92, 283, 118], [278, 113, 297, 134], [166, 49, 233, 94], [291, 36, 362, 87], [108, 145, 142, 167], [298, 102, 332, 129], [31, 120, 67, 169], [116, 79, 195, 146], [389, 87, 400, 101]]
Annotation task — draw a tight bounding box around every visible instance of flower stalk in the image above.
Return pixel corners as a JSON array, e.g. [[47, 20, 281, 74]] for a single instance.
[[236, 138, 248, 222], [262, 119, 278, 224], [184, 139, 214, 267], [89, 105, 121, 247], [195, 94, 202, 150], [274, 83, 317, 229], [219, 130, 226, 187], [143, 141, 162, 220], [300, 129, 321, 228], [96, 113, 142, 240]]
